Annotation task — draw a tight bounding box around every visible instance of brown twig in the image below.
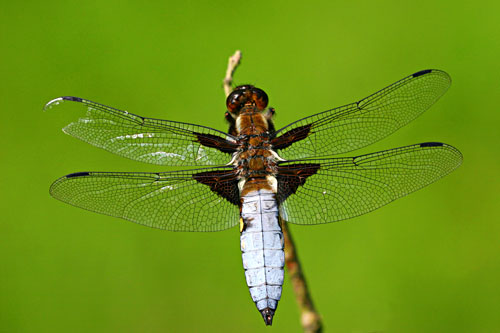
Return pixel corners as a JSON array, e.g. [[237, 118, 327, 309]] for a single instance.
[[223, 50, 242, 97], [282, 219, 323, 332], [222, 50, 323, 332]]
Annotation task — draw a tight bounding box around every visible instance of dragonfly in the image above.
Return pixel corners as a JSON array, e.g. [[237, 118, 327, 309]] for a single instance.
[[46, 69, 462, 326]]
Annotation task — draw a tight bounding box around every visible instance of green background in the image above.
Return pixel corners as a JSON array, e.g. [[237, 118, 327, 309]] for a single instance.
[[1, 1, 499, 332]]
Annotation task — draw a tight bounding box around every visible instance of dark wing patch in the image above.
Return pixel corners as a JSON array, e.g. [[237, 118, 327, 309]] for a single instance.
[[192, 170, 240, 206], [194, 133, 238, 154], [276, 163, 320, 204], [271, 124, 312, 150]]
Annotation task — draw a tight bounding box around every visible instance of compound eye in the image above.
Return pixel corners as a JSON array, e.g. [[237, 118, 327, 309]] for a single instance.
[[250, 88, 268, 111], [226, 85, 269, 113], [226, 89, 245, 113]]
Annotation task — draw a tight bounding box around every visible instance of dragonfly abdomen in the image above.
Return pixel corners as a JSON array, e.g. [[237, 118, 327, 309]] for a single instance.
[[240, 188, 284, 326]]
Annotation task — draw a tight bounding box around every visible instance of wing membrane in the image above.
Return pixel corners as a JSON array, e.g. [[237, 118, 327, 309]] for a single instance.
[[278, 142, 462, 224], [44, 97, 237, 166], [273, 70, 451, 159], [50, 167, 240, 231]]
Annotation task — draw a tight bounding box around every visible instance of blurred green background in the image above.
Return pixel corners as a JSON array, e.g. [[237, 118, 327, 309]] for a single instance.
[[1, 1, 499, 332]]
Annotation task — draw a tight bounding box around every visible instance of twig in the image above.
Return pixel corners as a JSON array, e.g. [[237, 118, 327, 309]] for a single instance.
[[222, 51, 323, 332], [282, 219, 323, 332], [223, 50, 242, 97]]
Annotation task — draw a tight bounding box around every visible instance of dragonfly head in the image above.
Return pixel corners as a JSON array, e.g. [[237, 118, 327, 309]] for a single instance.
[[226, 85, 269, 114]]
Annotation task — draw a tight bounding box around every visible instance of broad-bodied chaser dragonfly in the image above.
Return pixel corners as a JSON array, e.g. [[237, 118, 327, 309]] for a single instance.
[[46, 69, 462, 326]]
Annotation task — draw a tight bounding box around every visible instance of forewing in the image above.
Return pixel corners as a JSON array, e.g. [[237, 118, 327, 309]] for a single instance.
[[277, 143, 462, 224], [50, 167, 240, 232], [44, 97, 238, 166], [273, 70, 451, 158]]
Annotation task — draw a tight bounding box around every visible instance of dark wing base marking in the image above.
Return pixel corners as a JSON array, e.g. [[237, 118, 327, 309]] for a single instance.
[[271, 124, 312, 150], [276, 163, 320, 204], [192, 170, 240, 206], [194, 133, 238, 154]]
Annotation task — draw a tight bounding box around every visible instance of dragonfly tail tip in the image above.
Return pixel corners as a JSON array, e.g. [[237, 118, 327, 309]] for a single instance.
[[260, 308, 275, 326]]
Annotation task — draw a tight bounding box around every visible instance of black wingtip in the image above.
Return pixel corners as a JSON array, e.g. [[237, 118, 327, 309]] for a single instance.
[[260, 308, 275, 326], [420, 142, 444, 147], [66, 171, 91, 178], [412, 69, 433, 78], [43, 96, 84, 111], [61, 96, 83, 102]]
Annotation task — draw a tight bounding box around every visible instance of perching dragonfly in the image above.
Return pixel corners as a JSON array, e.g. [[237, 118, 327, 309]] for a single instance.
[[46, 69, 462, 326]]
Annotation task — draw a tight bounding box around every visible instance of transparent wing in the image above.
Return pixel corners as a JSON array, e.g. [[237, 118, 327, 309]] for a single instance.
[[278, 142, 462, 224], [50, 167, 240, 232], [273, 70, 451, 159], [44, 97, 237, 166]]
